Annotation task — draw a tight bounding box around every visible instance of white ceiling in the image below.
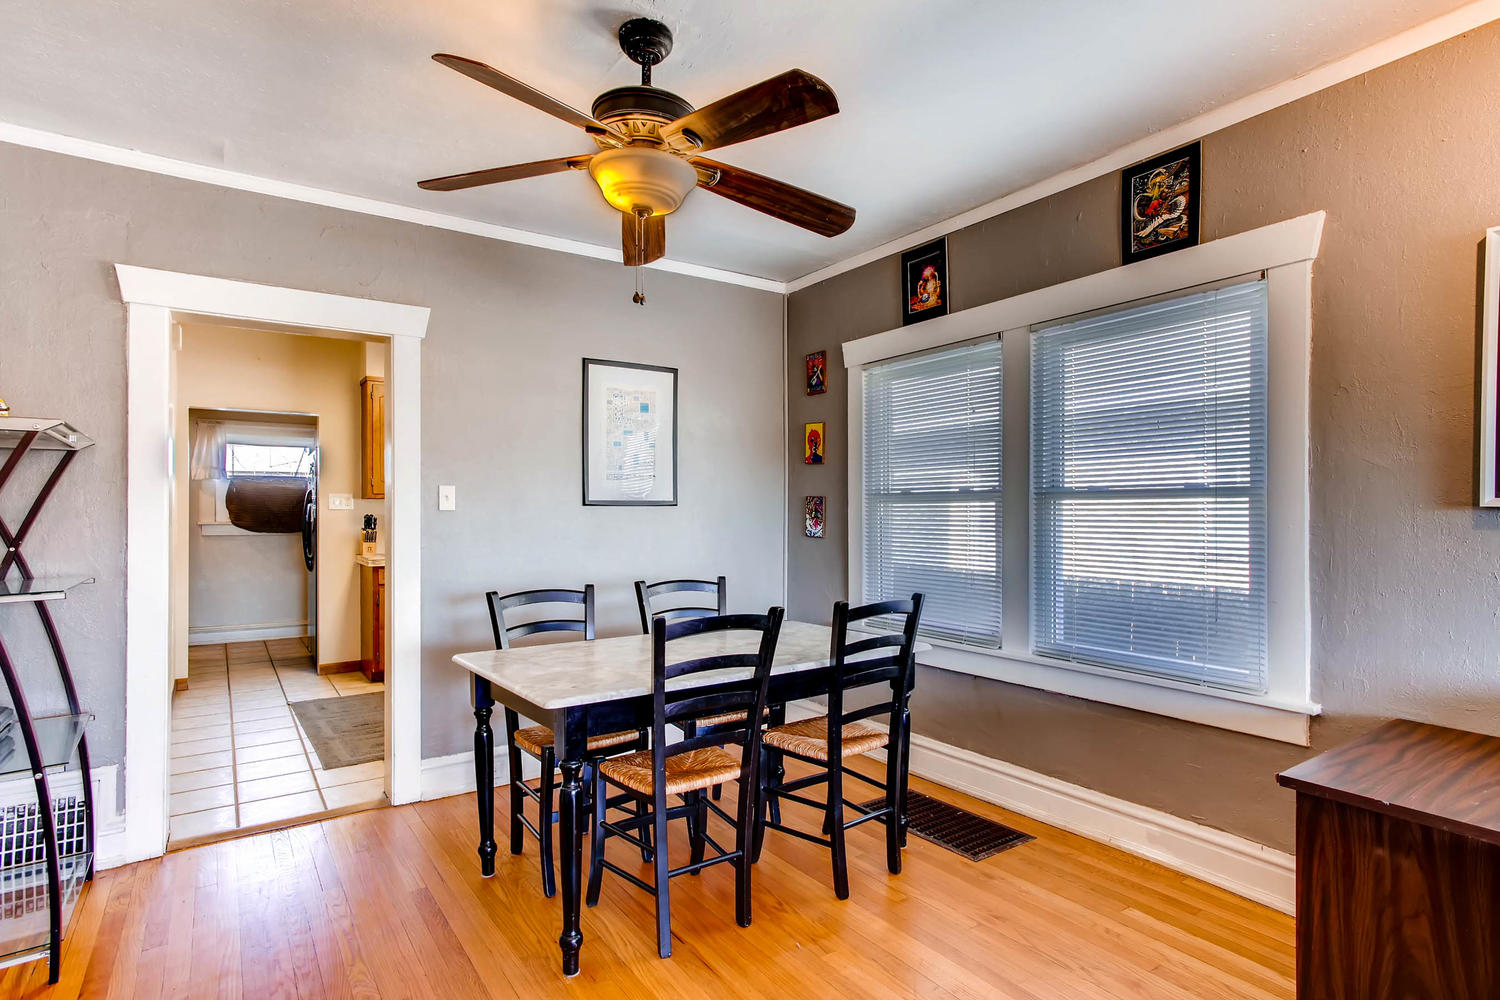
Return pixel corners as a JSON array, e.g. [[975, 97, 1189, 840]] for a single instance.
[[0, 0, 1472, 283]]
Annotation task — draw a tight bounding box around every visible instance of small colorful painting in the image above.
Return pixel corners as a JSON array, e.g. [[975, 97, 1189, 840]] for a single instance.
[[901, 237, 949, 326], [1120, 142, 1201, 263], [805, 351, 828, 395], [804, 496, 825, 538], [803, 422, 825, 465]]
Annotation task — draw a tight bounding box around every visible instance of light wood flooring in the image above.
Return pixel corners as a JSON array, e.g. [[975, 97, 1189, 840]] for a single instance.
[[0, 766, 1294, 998]]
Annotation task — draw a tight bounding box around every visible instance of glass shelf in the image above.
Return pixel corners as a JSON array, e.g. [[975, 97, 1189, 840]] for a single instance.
[[0, 852, 92, 968], [0, 715, 90, 778], [0, 418, 93, 452], [0, 577, 94, 605]]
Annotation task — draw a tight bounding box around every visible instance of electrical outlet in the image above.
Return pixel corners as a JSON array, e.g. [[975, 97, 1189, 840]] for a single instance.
[[327, 493, 354, 511], [438, 485, 456, 511]]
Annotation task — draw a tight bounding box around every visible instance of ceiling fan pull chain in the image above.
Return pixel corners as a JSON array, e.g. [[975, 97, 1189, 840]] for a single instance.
[[632, 209, 648, 305]]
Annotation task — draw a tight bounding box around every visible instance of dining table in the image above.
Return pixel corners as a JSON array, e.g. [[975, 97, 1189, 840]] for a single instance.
[[450, 619, 917, 976]]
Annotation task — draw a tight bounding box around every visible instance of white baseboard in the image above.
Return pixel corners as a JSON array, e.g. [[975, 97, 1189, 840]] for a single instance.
[[883, 731, 1294, 913], [188, 621, 308, 645], [420, 748, 543, 802]]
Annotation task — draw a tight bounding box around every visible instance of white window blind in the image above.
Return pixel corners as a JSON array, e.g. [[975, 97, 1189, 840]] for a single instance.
[[1031, 279, 1269, 692], [863, 339, 1003, 646]]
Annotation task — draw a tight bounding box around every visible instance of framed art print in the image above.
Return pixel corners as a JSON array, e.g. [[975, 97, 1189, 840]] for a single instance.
[[804, 496, 825, 537], [1480, 227, 1500, 506], [803, 422, 825, 465], [1120, 141, 1201, 263], [805, 350, 828, 395], [582, 358, 678, 506], [901, 237, 949, 325]]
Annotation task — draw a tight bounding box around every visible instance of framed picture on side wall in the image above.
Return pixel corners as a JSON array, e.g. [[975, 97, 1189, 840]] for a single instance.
[[804, 496, 825, 537], [805, 351, 828, 395], [1480, 227, 1500, 507], [901, 237, 949, 325], [582, 358, 678, 506], [803, 422, 825, 465], [1120, 141, 1201, 263]]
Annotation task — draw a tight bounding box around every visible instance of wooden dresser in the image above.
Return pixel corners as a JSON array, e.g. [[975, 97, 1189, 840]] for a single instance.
[[1278, 719, 1500, 999], [358, 556, 385, 682]]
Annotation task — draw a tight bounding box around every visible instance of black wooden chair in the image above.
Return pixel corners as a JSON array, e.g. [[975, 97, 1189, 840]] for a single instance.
[[485, 586, 646, 897], [754, 594, 924, 899], [586, 607, 785, 959], [634, 576, 746, 797], [633, 577, 727, 633]]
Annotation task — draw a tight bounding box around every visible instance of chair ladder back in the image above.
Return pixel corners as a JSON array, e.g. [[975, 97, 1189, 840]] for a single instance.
[[634, 575, 727, 634], [649, 609, 783, 765], [827, 594, 925, 747], [486, 585, 595, 651]]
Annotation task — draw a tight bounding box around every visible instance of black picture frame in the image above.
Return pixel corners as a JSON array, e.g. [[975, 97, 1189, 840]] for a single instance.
[[1120, 141, 1201, 263], [901, 237, 950, 326], [581, 358, 679, 506]]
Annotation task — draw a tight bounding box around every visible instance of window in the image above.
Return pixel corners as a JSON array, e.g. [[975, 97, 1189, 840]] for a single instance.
[[846, 214, 1319, 742], [1030, 280, 1269, 692], [862, 339, 1003, 645], [225, 442, 314, 478]]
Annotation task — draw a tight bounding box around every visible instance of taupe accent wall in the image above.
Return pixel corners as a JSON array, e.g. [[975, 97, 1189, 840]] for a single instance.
[[788, 23, 1500, 852], [0, 142, 784, 784]]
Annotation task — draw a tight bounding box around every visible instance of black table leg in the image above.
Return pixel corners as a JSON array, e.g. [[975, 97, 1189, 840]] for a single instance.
[[557, 755, 586, 976], [472, 677, 497, 877]]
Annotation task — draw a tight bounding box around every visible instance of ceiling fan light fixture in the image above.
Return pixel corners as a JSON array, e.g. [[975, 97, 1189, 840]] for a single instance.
[[588, 146, 698, 216]]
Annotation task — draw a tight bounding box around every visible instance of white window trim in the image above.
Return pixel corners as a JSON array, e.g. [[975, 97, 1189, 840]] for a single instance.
[[844, 212, 1322, 746]]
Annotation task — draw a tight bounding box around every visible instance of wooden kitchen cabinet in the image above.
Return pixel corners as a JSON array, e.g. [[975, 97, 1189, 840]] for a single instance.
[[361, 375, 385, 499], [359, 560, 385, 682]]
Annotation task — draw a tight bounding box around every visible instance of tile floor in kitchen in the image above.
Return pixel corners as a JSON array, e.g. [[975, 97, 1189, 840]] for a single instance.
[[168, 637, 387, 846]]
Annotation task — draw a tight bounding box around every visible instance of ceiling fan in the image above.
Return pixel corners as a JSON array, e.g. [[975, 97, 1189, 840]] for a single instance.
[[418, 17, 855, 300]]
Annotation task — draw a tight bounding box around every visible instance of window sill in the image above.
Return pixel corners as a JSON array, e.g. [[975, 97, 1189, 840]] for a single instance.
[[855, 628, 1320, 746], [199, 522, 271, 537]]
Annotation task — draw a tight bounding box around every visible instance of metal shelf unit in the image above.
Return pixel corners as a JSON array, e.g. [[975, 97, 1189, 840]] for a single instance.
[[0, 417, 96, 983]]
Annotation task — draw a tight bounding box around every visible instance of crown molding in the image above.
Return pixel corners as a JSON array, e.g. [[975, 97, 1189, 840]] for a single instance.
[[4, 0, 1495, 299], [785, 0, 1500, 294], [0, 121, 786, 294]]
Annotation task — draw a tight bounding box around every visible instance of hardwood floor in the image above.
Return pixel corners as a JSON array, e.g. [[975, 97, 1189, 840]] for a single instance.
[[0, 769, 1293, 998]]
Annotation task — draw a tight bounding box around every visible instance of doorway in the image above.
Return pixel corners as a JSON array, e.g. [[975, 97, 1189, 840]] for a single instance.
[[167, 328, 390, 847], [116, 265, 426, 865]]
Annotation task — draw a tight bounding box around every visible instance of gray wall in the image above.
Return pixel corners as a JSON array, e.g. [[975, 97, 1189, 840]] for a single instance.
[[0, 142, 785, 775], [788, 22, 1500, 853]]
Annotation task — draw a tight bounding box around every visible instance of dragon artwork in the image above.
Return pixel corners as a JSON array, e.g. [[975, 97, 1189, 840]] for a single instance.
[[1130, 156, 1192, 252]]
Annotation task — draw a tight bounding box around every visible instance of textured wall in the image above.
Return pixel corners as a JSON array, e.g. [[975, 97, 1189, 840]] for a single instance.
[[787, 23, 1500, 852], [0, 143, 785, 777]]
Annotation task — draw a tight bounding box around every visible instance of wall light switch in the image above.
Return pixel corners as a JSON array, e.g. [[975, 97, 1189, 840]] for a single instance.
[[438, 485, 456, 511], [327, 493, 354, 511]]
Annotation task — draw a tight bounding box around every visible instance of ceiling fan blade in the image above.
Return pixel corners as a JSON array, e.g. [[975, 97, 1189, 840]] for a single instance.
[[622, 212, 666, 266], [432, 54, 622, 138], [418, 155, 593, 192], [660, 69, 839, 152], [692, 158, 854, 237]]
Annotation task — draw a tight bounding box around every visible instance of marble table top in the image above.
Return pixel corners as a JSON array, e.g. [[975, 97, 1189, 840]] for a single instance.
[[453, 620, 849, 711]]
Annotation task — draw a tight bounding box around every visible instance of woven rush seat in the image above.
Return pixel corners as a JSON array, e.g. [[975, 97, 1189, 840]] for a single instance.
[[513, 725, 639, 758], [691, 705, 773, 728], [691, 709, 748, 728], [599, 746, 741, 796], [762, 715, 887, 762]]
